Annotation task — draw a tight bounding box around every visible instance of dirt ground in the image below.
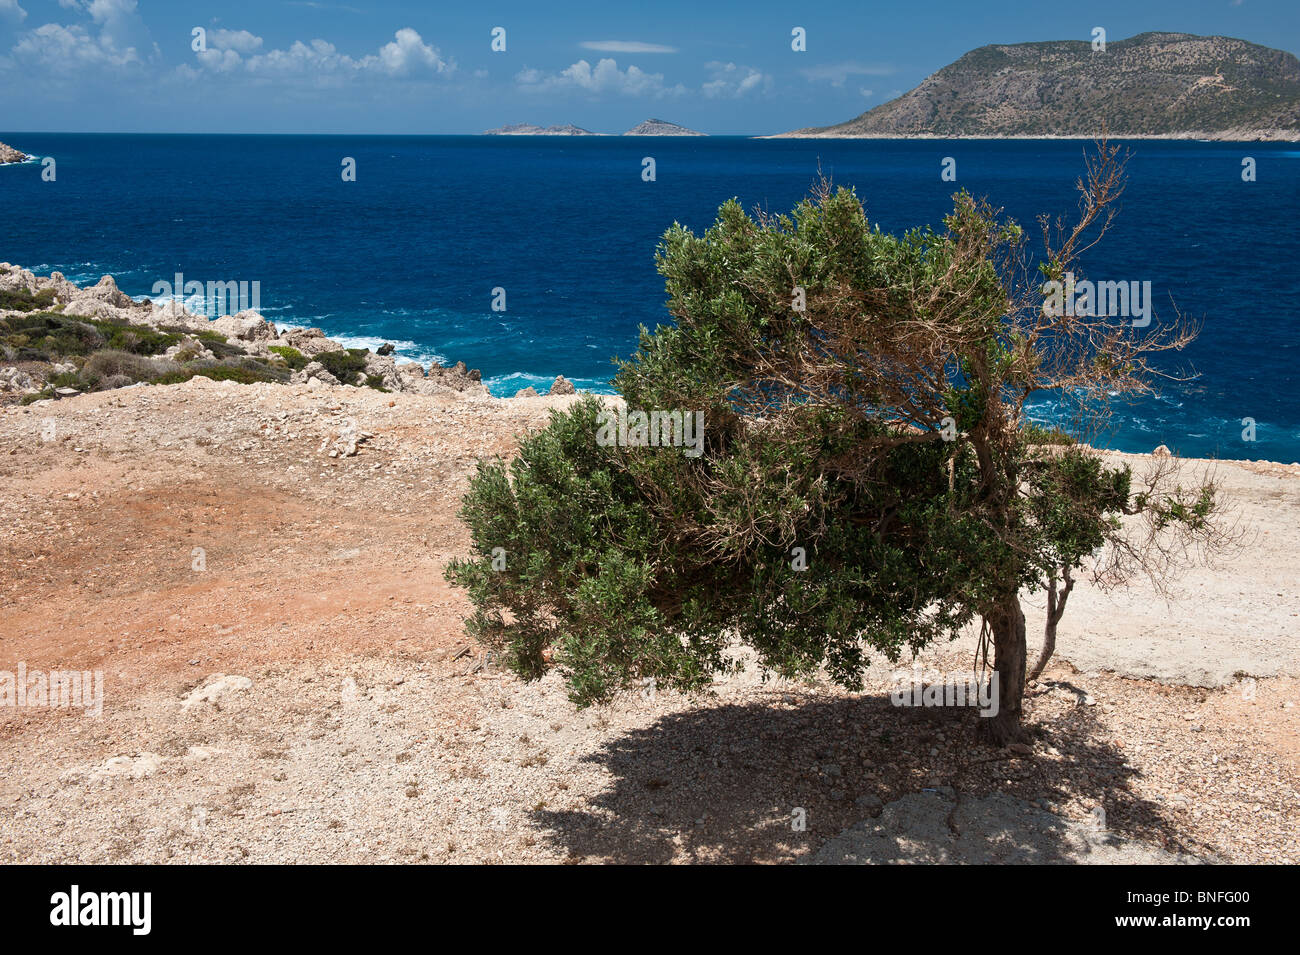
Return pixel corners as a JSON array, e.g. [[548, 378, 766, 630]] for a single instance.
[[1, 378, 1296, 863]]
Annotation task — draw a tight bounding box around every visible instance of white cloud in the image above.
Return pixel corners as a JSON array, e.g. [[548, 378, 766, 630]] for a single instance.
[[85, 0, 136, 24], [208, 28, 262, 54], [0, 0, 27, 24], [188, 27, 452, 80], [579, 40, 676, 54], [516, 57, 683, 96], [11, 21, 140, 68], [241, 38, 347, 76], [15, 0, 154, 71], [799, 61, 894, 87], [56, 0, 138, 31], [702, 61, 769, 98], [195, 46, 243, 72], [370, 26, 445, 75]]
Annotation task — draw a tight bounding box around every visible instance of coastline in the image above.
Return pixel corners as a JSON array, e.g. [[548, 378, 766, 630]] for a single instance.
[[0, 142, 35, 164], [0, 263, 581, 406], [762, 131, 1300, 141], [2, 262, 1296, 467]]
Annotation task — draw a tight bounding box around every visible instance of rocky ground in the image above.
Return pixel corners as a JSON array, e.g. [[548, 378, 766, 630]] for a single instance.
[[0, 375, 1296, 864]]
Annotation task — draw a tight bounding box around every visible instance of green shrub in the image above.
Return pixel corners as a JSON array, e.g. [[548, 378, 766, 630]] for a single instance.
[[82, 349, 175, 385], [0, 312, 106, 360], [20, 387, 55, 405], [315, 348, 369, 385], [1024, 423, 1076, 446], [0, 312, 187, 360], [0, 287, 57, 312], [268, 345, 309, 370], [151, 359, 287, 387], [95, 321, 182, 356]]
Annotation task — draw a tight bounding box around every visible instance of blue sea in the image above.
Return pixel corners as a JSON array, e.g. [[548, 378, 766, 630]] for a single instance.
[[3, 133, 1298, 461]]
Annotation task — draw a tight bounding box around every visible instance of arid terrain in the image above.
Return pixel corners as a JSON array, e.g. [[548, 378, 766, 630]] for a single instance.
[[1, 378, 1297, 864]]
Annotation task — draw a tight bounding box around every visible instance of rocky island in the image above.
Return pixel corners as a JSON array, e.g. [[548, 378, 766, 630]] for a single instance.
[[482, 119, 706, 136], [483, 123, 600, 135], [778, 33, 1300, 140], [0, 141, 32, 164], [623, 118, 705, 136]]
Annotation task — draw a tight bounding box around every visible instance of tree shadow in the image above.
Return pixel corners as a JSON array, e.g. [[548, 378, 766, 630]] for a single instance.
[[530, 689, 1205, 863]]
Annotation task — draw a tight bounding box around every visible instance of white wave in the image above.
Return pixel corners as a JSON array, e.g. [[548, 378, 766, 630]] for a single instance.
[[483, 371, 615, 396]]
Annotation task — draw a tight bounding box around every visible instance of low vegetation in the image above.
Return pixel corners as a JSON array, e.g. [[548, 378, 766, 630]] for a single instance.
[[0, 286, 57, 312], [268, 344, 309, 370], [1, 309, 392, 401], [315, 348, 370, 385], [3, 310, 289, 402]]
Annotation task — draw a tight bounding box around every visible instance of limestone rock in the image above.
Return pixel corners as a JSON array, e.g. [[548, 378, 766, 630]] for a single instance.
[[362, 352, 405, 392], [0, 366, 38, 394], [0, 141, 30, 164], [426, 360, 486, 395], [181, 674, 253, 710], [90, 275, 135, 309], [212, 310, 277, 342], [293, 361, 340, 386], [319, 419, 373, 457], [93, 753, 164, 781], [280, 327, 344, 357]]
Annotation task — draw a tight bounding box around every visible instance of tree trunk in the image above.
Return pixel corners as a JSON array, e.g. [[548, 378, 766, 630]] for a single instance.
[[1029, 567, 1073, 685], [978, 596, 1029, 745]]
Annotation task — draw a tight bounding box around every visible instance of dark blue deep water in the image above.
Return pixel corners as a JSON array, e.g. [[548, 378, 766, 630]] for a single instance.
[[3, 133, 1298, 460]]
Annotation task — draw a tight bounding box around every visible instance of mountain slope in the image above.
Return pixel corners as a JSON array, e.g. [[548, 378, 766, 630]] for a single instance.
[[781, 33, 1300, 140]]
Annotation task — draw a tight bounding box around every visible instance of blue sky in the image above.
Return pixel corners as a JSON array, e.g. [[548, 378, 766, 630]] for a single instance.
[[1, 0, 1296, 134]]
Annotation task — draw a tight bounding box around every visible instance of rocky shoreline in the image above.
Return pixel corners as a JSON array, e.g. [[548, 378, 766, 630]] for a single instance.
[[0, 141, 32, 164], [3, 263, 1292, 467], [0, 264, 577, 403]]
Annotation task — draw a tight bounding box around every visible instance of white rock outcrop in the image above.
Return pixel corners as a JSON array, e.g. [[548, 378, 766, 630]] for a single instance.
[[181, 674, 254, 711], [0, 263, 496, 399]]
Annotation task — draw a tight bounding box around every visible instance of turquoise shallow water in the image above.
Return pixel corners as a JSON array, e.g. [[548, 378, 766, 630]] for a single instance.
[[3, 133, 1298, 460]]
